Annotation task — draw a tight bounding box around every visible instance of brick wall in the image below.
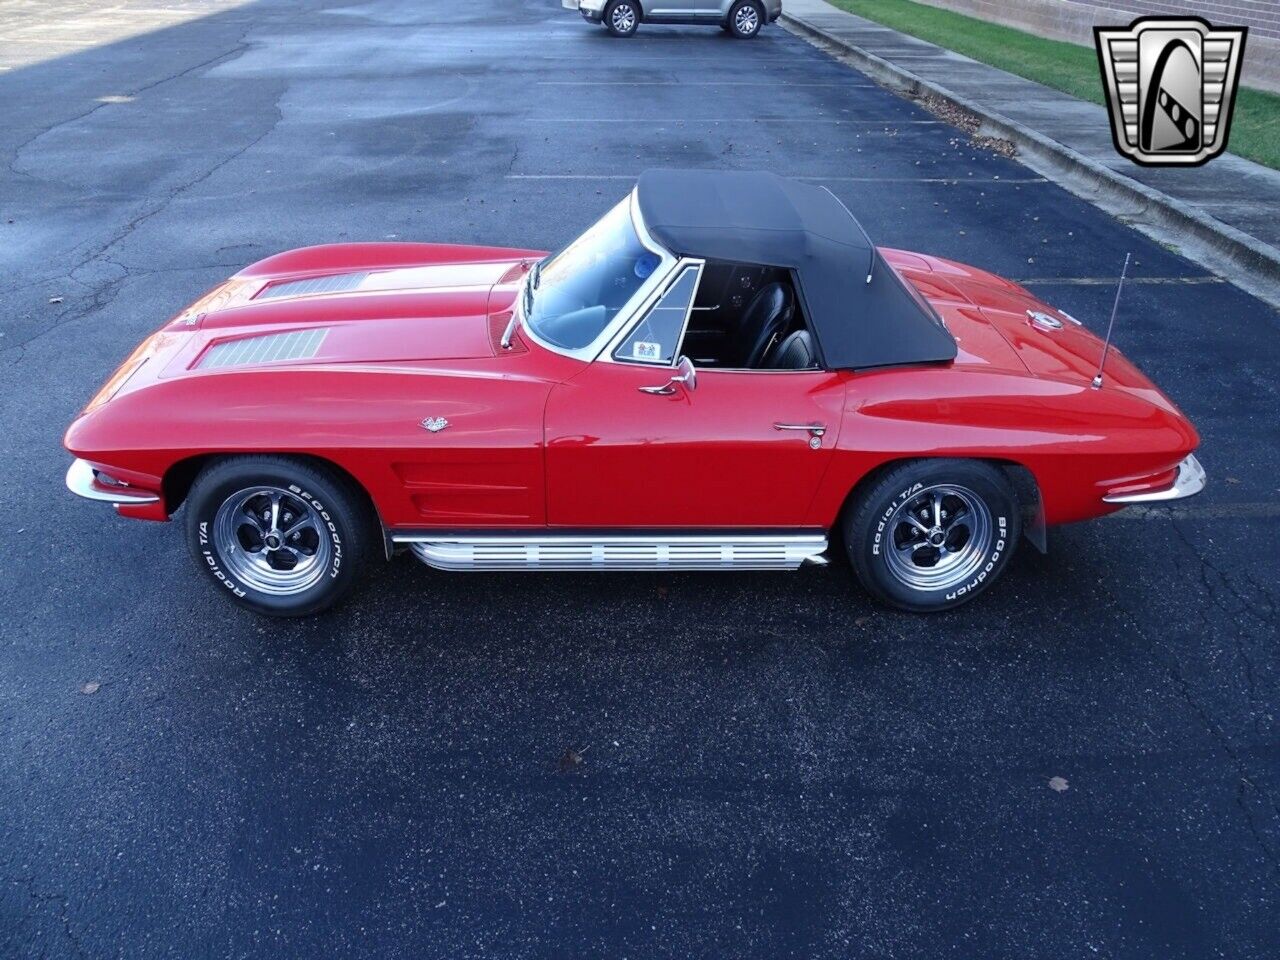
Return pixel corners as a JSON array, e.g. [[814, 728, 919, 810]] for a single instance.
[[907, 0, 1280, 91]]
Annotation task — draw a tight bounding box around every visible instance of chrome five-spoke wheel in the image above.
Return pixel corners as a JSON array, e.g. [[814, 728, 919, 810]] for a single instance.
[[187, 456, 371, 617], [213, 486, 331, 596], [882, 484, 992, 592], [845, 459, 1020, 612]]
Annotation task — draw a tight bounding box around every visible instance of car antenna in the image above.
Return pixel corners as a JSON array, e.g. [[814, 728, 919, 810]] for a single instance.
[[1092, 252, 1130, 390]]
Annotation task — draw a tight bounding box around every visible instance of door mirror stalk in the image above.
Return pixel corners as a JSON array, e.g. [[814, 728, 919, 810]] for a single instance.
[[639, 356, 697, 396]]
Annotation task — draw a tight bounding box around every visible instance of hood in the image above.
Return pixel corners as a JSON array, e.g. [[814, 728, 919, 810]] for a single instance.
[[885, 248, 1169, 398], [156, 242, 543, 374]]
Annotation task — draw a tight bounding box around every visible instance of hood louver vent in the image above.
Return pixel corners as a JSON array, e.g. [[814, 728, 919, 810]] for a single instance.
[[199, 328, 328, 370], [256, 272, 368, 299]]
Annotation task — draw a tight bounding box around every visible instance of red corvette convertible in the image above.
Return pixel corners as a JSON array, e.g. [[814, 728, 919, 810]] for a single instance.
[[65, 170, 1203, 616]]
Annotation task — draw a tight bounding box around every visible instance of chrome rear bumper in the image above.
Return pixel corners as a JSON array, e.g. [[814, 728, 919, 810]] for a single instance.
[[66, 458, 160, 505], [1103, 454, 1206, 504]]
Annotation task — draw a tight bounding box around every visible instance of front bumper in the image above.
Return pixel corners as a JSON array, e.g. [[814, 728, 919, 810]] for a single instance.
[[66, 458, 160, 505], [566, 0, 605, 20], [1102, 454, 1206, 504]]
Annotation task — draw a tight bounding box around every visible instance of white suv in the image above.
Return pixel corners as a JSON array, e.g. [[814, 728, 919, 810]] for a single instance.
[[566, 0, 782, 38]]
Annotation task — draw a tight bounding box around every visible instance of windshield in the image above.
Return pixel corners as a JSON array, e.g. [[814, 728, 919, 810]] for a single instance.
[[524, 198, 662, 351]]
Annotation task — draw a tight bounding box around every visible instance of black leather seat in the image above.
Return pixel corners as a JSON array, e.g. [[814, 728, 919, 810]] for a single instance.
[[767, 329, 817, 369], [736, 282, 794, 368]]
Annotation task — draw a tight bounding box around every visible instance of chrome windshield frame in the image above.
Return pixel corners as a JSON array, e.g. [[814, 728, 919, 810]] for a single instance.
[[515, 190, 680, 363]]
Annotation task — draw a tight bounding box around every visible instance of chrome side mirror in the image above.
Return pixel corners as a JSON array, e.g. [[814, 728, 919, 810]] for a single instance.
[[675, 355, 696, 392], [639, 356, 697, 396]]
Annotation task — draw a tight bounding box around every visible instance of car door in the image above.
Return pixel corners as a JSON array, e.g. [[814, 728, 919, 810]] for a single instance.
[[543, 264, 847, 529], [647, 0, 714, 17]]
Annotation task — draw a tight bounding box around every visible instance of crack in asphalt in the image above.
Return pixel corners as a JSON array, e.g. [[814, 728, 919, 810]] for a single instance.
[[1103, 522, 1280, 886], [3, 34, 257, 187], [1169, 518, 1276, 745], [3, 874, 89, 959], [1, 39, 286, 366]]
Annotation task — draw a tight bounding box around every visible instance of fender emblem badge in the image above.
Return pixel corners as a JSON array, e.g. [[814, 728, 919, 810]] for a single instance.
[[420, 417, 449, 433]]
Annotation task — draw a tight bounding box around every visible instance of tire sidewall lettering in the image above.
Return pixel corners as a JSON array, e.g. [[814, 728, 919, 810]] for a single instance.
[[944, 515, 1008, 602], [198, 521, 247, 598], [872, 481, 923, 557], [288, 483, 343, 579]]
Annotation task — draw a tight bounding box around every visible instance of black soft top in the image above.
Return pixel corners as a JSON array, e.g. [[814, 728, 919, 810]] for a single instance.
[[635, 169, 956, 370]]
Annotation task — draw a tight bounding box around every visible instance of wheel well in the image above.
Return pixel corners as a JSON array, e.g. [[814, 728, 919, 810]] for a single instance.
[[835, 456, 1045, 550], [609, 0, 642, 18], [163, 453, 384, 543]]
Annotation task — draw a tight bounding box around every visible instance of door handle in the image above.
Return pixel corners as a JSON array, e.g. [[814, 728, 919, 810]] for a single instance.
[[638, 383, 677, 395], [774, 422, 826, 437]]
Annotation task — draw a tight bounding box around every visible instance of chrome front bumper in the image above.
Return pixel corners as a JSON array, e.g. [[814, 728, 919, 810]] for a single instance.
[[66, 458, 159, 505], [1102, 454, 1206, 504]]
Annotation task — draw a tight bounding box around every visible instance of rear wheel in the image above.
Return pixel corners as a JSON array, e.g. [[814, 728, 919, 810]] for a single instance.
[[604, 0, 639, 36], [185, 456, 373, 617], [844, 459, 1019, 612], [727, 0, 763, 38]]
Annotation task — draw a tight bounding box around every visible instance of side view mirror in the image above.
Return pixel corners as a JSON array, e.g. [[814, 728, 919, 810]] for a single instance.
[[639, 356, 697, 396], [675, 356, 696, 392]]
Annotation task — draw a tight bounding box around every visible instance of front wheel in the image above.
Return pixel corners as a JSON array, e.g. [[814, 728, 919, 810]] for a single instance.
[[727, 0, 764, 38], [844, 459, 1019, 612], [604, 0, 640, 36], [185, 456, 374, 617]]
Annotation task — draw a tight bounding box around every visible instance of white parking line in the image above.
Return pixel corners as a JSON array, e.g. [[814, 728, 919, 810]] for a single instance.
[[507, 173, 1048, 183], [515, 55, 815, 62], [528, 118, 944, 124], [536, 80, 878, 87], [1019, 277, 1225, 285], [0, 37, 104, 45]]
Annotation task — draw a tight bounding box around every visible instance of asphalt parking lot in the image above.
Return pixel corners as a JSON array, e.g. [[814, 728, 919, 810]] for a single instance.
[[2, 0, 1278, 956]]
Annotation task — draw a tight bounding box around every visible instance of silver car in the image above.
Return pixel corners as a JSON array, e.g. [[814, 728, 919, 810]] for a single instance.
[[565, 0, 782, 39]]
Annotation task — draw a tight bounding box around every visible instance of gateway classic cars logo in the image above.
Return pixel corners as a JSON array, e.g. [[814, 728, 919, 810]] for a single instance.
[[1094, 17, 1247, 166]]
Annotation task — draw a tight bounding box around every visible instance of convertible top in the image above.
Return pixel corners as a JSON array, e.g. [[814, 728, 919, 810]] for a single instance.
[[635, 169, 957, 370]]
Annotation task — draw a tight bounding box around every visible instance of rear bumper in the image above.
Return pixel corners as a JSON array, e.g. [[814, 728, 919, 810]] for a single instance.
[[1102, 454, 1206, 504], [66, 458, 160, 505]]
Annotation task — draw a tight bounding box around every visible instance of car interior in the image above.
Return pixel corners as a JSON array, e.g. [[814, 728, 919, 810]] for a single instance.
[[680, 261, 818, 371]]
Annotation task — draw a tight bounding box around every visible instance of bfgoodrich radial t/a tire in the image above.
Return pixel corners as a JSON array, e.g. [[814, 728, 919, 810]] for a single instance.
[[845, 459, 1020, 612], [185, 456, 373, 617]]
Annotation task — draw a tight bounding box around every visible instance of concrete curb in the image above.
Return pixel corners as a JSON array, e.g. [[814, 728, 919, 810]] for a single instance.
[[782, 12, 1280, 309]]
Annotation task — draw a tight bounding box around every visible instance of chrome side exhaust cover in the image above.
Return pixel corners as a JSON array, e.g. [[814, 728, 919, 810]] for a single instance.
[[394, 533, 828, 572]]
